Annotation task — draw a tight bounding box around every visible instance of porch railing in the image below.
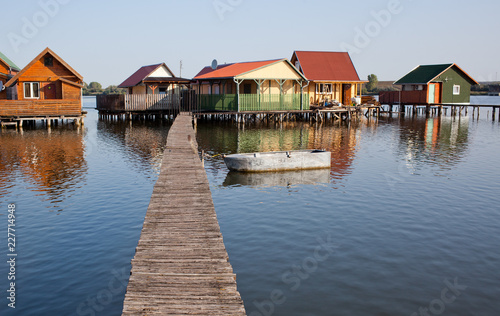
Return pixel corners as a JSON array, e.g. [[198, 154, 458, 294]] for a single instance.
[[197, 93, 309, 112]]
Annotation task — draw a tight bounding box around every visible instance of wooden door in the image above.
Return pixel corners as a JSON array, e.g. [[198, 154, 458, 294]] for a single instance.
[[428, 84, 436, 104], [44, 83, 56, 100], [342, 84, 352, 105]]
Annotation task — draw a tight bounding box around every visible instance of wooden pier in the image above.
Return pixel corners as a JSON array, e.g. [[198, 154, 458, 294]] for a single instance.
[[194, 106, 382, 124], [122, 113, 246, 315], [380, 103, 500, 121]]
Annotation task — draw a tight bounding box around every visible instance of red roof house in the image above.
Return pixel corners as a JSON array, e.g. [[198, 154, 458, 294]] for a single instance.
[[118, 63, 191, 95], [291, 51, 366, 105]]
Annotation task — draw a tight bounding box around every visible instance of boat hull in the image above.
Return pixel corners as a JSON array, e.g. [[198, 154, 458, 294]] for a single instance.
[[223, 150, 331, 172]]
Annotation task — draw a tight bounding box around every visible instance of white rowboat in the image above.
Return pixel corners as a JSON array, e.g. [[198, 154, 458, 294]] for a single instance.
[[223, 150, 331, 172]]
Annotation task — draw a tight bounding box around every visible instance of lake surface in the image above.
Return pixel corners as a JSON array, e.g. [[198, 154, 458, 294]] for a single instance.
[[1, 96, 500, 315]]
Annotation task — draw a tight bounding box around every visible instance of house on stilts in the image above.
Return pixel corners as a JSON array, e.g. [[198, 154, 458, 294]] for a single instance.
[[290, 51, 366, 106], [379, 63, 478, 106], [0, 48, 85, 127], [192, 59, 309, 112], [97, 63, 192, 115], [0, 52, 21, 98]]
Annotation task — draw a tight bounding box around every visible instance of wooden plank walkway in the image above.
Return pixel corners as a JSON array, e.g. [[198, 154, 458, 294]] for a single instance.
[[122, 113, 246, 315]]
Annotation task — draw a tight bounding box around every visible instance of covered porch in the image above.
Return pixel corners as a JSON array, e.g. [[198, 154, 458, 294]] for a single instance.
[[193, 59, 309, 112], [196, 78, 309, 112], [308, 81, 364, 106]]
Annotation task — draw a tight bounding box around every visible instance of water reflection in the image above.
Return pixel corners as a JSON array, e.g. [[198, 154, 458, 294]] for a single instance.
[[96, 120, 171, 176], [0, 128, 86, 210], [196, 121, 360, 187], [397, 116, 470, 172], [223, 169, 331, 188]]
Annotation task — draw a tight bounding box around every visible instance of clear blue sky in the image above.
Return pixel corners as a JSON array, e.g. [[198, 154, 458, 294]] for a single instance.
[[3, 0, 499, 87]]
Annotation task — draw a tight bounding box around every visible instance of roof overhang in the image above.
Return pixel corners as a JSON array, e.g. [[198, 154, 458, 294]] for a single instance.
[[310, 80, 368, 83], [5, 47, 83, 87], [143, 77, 192, 84], [194, 59, 308, 82], [59, 77, 84, 88]]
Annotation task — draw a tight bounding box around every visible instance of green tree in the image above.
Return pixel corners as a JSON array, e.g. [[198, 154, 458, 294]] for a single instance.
[[88, 82, 102, 91], [366, 74, 378, 92], [103, 85, 126, 95]]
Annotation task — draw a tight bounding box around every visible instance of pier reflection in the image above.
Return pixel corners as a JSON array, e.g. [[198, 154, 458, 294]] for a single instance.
[[0, 128, 86, 208]]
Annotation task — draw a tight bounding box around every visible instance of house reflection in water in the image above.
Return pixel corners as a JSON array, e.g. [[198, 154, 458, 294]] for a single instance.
[[96, 120, 171, 175], [195, 121, 359, 188], [397, 116, 470, 171], [0, 129, 86, 208]]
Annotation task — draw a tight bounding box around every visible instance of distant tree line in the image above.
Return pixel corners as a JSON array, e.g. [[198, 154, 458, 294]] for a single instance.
[[83, 82, 126, 95], [471, 83, 495, 95]]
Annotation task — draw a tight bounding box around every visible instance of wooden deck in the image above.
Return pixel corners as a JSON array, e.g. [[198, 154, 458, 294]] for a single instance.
[[122, 113, 246, 315], [96, 91, 197, 114], [0, 99, 82, 117]]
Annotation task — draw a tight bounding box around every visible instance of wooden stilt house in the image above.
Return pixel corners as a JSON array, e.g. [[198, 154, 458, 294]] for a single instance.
[[380, 63, 478, 105], [290, 51, 366, 106], [0, 47, 84, 121], [0, 52, 21, 100], [96, 63, 192, 113]]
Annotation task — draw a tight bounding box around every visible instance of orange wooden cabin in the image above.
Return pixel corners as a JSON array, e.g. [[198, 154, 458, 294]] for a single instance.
[[0, 52, 20, 97], [0, 48, 84, 124]]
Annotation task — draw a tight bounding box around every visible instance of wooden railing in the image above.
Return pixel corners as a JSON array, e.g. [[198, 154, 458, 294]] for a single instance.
[[197, 93, 309, 112], [379, 90, 428, 105], [96, 95, 125, 111], [0, 100, 82, 117], [96, 94, 184, 112], [125, 94, 180, 111]]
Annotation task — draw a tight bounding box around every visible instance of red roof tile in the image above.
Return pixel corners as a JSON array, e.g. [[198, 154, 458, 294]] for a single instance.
[[118, 64, 162, 88], [194, 60, 282, 80], [292, 51, 362, 82]]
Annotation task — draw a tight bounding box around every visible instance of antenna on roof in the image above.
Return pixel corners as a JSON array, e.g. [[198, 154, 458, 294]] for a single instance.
[[211, 59, 218, 70]]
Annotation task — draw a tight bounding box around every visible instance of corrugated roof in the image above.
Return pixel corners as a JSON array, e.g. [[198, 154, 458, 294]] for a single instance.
[[0, 51, 20, 72], [292, 51, 363, 82], [118, 64, 163, 88], [394, 64, 454, 85], [193, 60, 282, 80]]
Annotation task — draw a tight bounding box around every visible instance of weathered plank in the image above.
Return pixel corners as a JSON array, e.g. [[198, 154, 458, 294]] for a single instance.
[[122, 113, 246, 315]]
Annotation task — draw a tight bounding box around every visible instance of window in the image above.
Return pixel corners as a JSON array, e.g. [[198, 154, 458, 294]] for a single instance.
[[44, 57, 53, 67], [316, 83, 332, 94], [24, 82, 40, 99], [243, 84, 252, 94], [453, 85, 460, 95]]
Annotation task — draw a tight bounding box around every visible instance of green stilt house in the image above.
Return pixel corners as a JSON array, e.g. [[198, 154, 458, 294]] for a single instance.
[[193, 59, 309, 112], [380, 63, 478, 105]]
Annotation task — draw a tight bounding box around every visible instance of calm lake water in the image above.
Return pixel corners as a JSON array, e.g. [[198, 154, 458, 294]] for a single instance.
[[1, 96, 500, 315]]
